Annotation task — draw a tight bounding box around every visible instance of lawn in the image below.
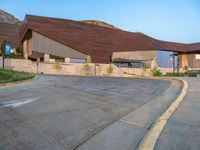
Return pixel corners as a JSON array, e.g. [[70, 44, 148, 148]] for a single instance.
[[0, 69, 35, 84]]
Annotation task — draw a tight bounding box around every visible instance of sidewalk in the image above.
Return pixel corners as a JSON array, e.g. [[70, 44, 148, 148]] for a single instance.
[[155, 77, 200, 150]]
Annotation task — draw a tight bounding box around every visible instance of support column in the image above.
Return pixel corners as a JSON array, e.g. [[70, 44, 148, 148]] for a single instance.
[[181, 54, 189, 69], [23, 40, 28, 59], [86, 55, 92, 63], [44, 54, 50, 62], [65, 57, 70, 63]]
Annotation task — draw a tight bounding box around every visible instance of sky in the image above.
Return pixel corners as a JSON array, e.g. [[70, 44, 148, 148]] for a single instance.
[[1, 0, 200, 43]]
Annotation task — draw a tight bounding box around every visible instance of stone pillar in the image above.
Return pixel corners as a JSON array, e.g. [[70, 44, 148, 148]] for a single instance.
[[181, 54, 189, 69], [23, 40, 28, 59], [86, 55, 92, 63], [12, 48, 17, 54], [44, 54, 50, 62], [65, 57, 70, 63]]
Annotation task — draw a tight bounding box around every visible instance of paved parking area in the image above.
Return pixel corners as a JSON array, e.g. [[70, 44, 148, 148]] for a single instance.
[[0, 75, 173, 150]]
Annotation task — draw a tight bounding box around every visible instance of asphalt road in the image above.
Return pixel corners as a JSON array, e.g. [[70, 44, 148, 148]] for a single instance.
[[0, 75, 172, 150], [155, 77, 200, 150]]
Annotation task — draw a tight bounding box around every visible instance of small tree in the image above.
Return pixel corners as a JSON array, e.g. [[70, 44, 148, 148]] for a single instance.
[[83, 63, 90, 75], [142, 64, 148, 76], [184, 66, 188, 71], [16, 47, 23, 56], [107, 64, 113, 74], [151, 66, 162, 76], [53, 60, 62, 74]]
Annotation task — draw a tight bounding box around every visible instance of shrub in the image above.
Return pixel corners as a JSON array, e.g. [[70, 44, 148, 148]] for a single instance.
[[83, 63, 90, 74], [107, 64, 113, 74], [0, 69, 35, 84], [16, 47, 23, 56], [4, 54, 24, 59], [142, 65, 148, 76], [184, 66, 188, 71], [165, 72, 185, 77], [187, 71, 197, 77], [151, 67, 162, 76], [53, 61, 62, 72]]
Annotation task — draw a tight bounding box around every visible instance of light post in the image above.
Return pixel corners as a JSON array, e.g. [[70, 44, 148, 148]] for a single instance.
[[2, 40, 6, 69], [170, 52, 178, 74]]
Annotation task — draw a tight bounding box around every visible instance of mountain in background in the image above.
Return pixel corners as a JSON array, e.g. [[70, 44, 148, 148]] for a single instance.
[[80, 20, 119, 29], [0, 10, 21, 24], [0, 9, 119, 29]]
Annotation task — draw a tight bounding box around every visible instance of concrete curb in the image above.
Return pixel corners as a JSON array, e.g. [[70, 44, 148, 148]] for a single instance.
[[0, 76, 38, 87], [137, 78, 188, 150]]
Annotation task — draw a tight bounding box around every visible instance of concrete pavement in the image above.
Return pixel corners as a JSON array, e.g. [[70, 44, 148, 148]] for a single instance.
[[76, 79, 181, 150], [155, 77, 200, 150], [0, 75, 181, 150]]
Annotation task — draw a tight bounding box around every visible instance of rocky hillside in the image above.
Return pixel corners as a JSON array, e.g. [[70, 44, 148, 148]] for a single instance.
[[0, 10, 21, 24], [0, 9, 119, 29], [80, 20, 119, 29]]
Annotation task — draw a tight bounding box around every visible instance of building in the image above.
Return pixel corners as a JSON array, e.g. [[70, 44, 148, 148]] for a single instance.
[[1, 15, 200, 70]]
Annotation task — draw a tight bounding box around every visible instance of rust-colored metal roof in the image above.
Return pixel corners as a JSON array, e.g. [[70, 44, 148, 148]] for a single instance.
[[18, 15, 200, 63], [0, 22, 21, 47]]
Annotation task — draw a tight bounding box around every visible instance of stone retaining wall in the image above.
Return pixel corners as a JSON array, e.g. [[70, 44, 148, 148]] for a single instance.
[[0, 57, 125, 77], [1, 57, 177, 77]]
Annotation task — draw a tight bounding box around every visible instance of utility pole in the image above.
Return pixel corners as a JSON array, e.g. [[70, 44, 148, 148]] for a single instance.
[[172, 54, 175, 74], [177, 55, 180, 74]]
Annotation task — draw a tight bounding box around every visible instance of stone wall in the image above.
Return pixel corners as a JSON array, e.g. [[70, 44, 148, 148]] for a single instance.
[[0, 57, 125, 77], [120, 67, 152, 76], [0, 57, 177, 77]]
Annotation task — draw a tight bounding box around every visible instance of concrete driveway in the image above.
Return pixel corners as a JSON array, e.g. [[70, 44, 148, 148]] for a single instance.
[[0, 75, 180, 150]]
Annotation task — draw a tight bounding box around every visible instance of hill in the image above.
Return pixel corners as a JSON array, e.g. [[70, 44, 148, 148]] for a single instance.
[[0, 10, 21, 24], [0, 10, 119, 29], [80, 20, 119, 29]]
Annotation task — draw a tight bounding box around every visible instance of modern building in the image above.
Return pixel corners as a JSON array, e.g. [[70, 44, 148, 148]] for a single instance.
[[1, 15, 200, 70]]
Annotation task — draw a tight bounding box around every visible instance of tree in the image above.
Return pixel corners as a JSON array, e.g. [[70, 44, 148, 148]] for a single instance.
[[107, 64, 113, 75]]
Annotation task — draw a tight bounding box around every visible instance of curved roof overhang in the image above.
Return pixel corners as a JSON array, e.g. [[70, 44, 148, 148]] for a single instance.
[[19, 15, 200, 63]]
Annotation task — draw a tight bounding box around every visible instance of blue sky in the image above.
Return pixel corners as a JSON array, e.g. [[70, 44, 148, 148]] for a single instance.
[[1, 0, 200, 43]]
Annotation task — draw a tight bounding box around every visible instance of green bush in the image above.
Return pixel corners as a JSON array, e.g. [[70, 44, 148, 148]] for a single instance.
[[151, 67, 162, 76], [5, 54, 24, 59], [142, 65, 148, 76], [107, 64, 113, 74], [187, 71, 197, 77], [165, 72, 185, 77], [0, 69, 35, 84], [184, 66, 188, 71], [83, 63, 90, 74], [53, 61, 62, 72], [16, 47, 23, 56]]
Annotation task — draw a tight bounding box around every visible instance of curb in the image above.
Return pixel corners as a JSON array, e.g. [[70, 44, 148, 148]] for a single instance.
[[0, 76, 38, 87], [137, 78, 188, 150]]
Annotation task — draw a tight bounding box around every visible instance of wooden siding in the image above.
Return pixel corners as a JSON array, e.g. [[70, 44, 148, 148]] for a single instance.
[[187, 54, 200, 68], [0, 22, 20, 47], [31, 31, 87, 59]]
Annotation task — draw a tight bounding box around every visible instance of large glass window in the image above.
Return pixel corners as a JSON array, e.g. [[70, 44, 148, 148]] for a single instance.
[[156, 51, 177, 68]]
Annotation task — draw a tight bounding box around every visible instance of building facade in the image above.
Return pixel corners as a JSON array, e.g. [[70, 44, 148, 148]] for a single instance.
[[1, 15, 200, 71]]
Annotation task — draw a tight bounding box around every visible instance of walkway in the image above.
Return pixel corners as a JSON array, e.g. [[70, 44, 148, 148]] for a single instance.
[[155, 77, 200, 150]]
